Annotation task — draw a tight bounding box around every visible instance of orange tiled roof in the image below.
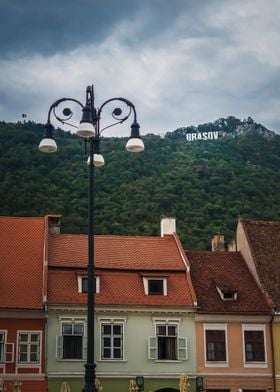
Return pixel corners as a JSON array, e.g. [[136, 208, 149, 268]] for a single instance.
[[0, 216, 45, 310], [47, 232, 196, 307], [48, 234, 187, 270], [241, 220, 280, 310], [186, 250, 271, 314], [48, 269, 194, 307]]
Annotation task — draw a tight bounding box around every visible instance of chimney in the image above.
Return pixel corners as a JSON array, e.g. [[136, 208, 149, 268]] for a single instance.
[[48, 215, 61, 234], [211, 233, 225, 252], [161, 217, 176, 237], [227, 238, 237, 252]]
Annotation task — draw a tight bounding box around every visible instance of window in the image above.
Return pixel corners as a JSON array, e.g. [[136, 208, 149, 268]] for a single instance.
[[62, 323, 84, 359], [0, 332, 14, 364], [0, 332, 4, 363], [56, 319, 86, 360], [242, 325, 266, 367], [18, 332, 40, 364], [143, 277, 167, 295], [148, 319, 188, 361], [101, 323, 123, 360], [216, 286, 238, 301], [244, 330, 265, 362], [244, 330, 265, 361], [148, 280, 164, 295], [203, 324, 228, 366], [242, 390, 266, 392], [206, 330, 226, 361], [78, 276, 100, 293], [206, 390, 230, 392], [157, 324, 177, 360]]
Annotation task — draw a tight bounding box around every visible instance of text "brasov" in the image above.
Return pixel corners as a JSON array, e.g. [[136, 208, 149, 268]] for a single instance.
[[186, 131, 219, 141]]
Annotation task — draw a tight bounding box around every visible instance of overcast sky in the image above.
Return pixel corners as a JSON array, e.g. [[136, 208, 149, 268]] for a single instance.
[[1, 0, 280, 136]]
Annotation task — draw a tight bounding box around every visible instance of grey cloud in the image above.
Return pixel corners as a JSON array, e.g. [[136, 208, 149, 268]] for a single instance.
[[0, 0, 222, 59]]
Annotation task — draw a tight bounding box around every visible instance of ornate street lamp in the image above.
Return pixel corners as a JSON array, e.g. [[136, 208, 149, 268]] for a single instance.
[[39, 85, 144, 392]]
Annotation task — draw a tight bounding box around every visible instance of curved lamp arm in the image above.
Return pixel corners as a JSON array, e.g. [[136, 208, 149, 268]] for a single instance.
[[38, 85, 144, 154], [46, 97, 84, 126]]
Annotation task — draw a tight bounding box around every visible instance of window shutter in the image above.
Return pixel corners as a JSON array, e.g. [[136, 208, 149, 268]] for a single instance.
[[148, 337, 157, 360], [56, 336, 63, 359], [177, 337, 188, 361], [83, 336, 87, 360], [4, 343, 14, 363]]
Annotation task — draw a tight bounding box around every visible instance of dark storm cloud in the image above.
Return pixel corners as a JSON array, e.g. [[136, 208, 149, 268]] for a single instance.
[[0, 0, 135, 58], [0, 0, 219, 58], [0, 0, 280, 134]]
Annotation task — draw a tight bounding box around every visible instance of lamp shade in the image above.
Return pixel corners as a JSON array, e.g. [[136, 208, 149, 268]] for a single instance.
[[76, 105, 96, 138], [126, 138, 144, 152], [126, 121, 144, 152], [87, 154, 105, 167], [76, 121, 96, 138], [38, 123, 57, 153], [39, 138, 57, 153]]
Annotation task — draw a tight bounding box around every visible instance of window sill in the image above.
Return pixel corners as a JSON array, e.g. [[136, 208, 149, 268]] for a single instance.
[[244, 362, 267, 368], [154, 360, 183, 363], [97, 359, 127, 362], [16, 363, 41, 367], [205, 362, 229, 368], [57, 359, 85, 362]]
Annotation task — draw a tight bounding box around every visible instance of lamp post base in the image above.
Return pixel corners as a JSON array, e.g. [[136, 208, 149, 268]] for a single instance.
[[82, 363, 97, 392]]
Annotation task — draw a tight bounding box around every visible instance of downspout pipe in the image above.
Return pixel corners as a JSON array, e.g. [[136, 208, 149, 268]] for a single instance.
[[270, 314, 276, 392]]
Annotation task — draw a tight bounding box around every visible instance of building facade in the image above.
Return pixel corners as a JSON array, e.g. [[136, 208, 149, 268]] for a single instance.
[[46, 218, 198, 392], [186, 248, 274, 392], [0, 217, 48, 392], [236, 220, 280, 392]]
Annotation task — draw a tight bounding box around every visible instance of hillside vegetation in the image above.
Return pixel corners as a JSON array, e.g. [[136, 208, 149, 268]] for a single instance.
[[0, 118, 279, 250]]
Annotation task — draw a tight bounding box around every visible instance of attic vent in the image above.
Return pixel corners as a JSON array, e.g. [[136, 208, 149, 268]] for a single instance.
[[216, 286, 238, 301]]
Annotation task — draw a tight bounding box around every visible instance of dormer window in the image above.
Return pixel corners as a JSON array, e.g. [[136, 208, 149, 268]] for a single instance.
[[78, 275, 100, 294], [216, 285, 238, 301], [149, 279, 164, 295], [143, 276, 167, 296]]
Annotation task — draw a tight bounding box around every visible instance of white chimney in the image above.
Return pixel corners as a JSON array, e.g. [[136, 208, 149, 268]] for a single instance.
[[161, 217, 176, 237]]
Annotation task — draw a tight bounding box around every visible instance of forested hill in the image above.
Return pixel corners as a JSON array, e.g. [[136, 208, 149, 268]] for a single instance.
[[0, 117, 279, 250]]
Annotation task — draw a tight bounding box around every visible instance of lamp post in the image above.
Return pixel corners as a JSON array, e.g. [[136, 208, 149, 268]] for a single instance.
[[38, 85, 144, 392]]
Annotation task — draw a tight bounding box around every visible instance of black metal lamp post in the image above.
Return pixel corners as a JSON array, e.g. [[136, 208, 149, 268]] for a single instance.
[[38, 85, 144, 392]]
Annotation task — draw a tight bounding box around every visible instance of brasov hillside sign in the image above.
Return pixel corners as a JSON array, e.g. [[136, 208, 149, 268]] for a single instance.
[[186, 131, 220, 141]]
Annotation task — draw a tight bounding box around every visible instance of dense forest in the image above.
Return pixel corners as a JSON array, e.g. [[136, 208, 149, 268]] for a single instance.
[[0, 118, 279, 250]]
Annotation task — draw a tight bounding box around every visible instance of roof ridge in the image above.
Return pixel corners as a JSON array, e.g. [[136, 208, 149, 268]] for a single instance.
[[241, 220, 280, 225], [50, 233, 172, 240], [0, 216, 44, 221]]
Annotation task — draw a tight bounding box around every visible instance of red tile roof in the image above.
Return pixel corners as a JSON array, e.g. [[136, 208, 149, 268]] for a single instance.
[[186, 251, 271, 314], [47, 232, 196, 307], [48, 269, 195, 307], [241, 220, 280, 310], [48, 234, 188, 270], [0, 216, 45, 310]]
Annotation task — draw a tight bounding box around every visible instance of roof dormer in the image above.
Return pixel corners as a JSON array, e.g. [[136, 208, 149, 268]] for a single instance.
[[77, 274, 100, 294], [216, 285, 238, 301], [142, 274, 168, 296]]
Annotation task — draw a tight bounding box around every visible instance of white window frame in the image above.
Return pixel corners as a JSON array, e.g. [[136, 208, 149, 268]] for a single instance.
[[216, 286, 238, 301], [203, 323, 229, 367], [242, 324, 267, 368], [77, 275, 100, 293], [0, 331, 5, 363], [17, 331, 42, 366], [0, 330, 14, 364], [98, 318, 127, 362], [148, 318, 188, 362], [56, 317, 87, 361], [143, 277, 167, 296]]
